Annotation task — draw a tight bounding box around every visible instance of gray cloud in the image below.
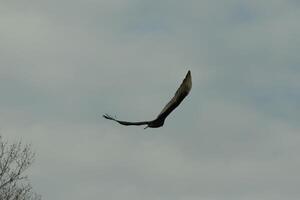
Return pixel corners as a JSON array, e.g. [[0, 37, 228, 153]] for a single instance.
[[1, 0, 300, 199]]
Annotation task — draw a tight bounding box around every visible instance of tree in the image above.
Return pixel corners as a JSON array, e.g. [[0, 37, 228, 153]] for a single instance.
[[0, 135, 41, 200]]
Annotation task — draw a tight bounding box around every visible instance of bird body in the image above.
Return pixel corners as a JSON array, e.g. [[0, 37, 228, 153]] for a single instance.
[[103, 70, 192, 128]]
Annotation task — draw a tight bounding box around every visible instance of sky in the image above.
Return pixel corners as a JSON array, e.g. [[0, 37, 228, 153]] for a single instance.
[[1, 0, 300, 199]]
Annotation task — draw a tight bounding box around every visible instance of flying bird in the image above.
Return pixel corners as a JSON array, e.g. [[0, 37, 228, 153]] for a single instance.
[[103, 70, 192, 128]]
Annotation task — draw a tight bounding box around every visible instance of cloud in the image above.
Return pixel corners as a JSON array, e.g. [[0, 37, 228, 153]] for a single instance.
[[0, 0, 300, 200]]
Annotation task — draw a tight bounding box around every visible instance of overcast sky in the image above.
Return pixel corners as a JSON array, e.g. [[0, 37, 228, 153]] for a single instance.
[[1, 0, 300, 199]]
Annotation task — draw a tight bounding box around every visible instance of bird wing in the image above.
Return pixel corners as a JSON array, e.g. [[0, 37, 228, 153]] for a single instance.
[[155, 70, 192, 121], [103, 114, 150, 126]]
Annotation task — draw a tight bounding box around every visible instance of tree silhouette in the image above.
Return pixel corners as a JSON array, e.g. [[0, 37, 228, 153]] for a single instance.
[[0, 135, 41, 200]]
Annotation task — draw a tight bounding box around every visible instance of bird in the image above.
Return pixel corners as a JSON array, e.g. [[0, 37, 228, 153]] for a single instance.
[[103, 70, 192, 129]]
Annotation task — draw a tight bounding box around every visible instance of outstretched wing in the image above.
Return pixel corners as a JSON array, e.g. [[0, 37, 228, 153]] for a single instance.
[[155, 70, 192, 121], [103, 114, 150, 126]]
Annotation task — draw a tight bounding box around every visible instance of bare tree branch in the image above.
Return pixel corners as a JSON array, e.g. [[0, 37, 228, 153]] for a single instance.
[[0, 135, 41, 200]]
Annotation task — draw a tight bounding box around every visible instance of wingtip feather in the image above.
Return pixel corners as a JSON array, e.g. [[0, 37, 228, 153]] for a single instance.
[[103, 114, 114, 120]]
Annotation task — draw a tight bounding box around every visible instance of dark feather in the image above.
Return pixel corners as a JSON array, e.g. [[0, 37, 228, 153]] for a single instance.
[[103, 70, 192, 128], [103, 114, 149, 126], [155, 70, 192, 121]]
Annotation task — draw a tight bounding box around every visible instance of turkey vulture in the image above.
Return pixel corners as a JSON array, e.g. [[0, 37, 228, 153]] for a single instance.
[[103, 70, 192, 128]]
